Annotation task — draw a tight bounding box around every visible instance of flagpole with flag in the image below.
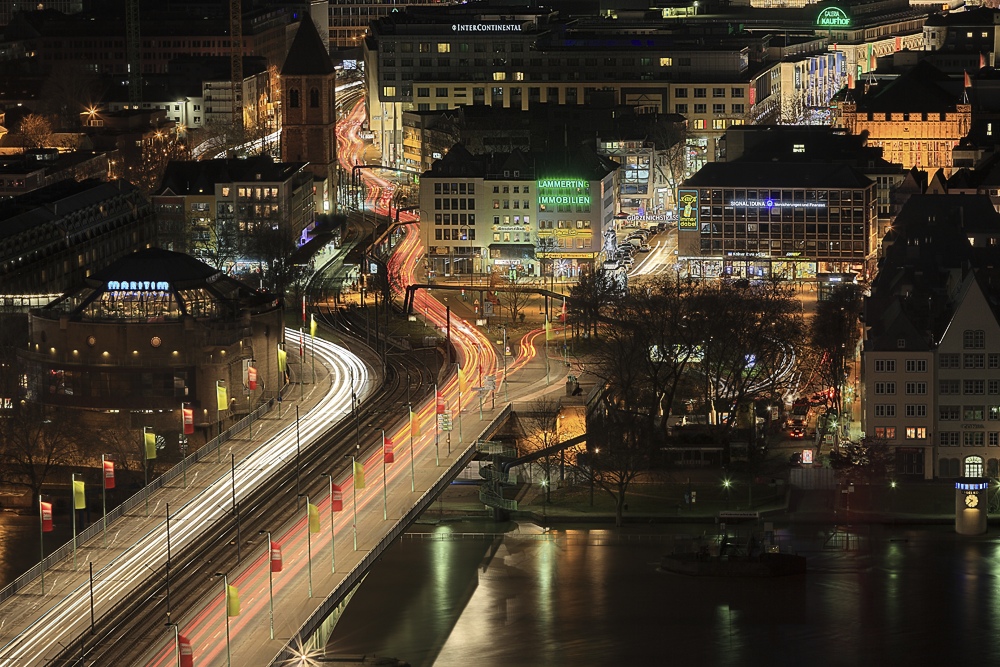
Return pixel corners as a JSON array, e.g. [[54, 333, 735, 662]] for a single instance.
[[964, 69, 971, 104], [381, 430, 391, 520], [408, 405, 420, 492], [310, 313, 317, 384], [101, 455, 114, 548], [71, 474, 84, 570], [143, 427, 156, 516], [456, 363, 465, 444], [351, 455, 365, 550], [216, 380, 227, 462], [39, 495, 52, 594], [305, 495, 319, 598], [221, 573, 237, 667], [544, 315, 551, 385], [435, 385, 443, 466], [265, 531, 277, 639]]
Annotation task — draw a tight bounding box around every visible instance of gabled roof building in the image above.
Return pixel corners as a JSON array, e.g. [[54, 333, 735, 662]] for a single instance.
[[862, 194, 1000, 479]]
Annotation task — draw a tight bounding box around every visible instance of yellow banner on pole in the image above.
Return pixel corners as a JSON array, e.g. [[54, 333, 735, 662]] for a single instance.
[[73, 480, 86, 510]]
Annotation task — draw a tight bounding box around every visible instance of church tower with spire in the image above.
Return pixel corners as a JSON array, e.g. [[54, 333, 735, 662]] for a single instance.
[[281, 15, 338, 213]]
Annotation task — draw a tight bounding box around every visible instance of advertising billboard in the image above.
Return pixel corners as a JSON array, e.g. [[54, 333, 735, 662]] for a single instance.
[[677, 189, 699, 231]]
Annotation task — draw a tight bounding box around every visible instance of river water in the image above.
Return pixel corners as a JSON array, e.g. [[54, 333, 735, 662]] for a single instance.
[[2, 512, 999, 665], [330, 520, 1000, 666]]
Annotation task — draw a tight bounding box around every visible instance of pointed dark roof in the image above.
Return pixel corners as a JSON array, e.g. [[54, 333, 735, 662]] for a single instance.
[[852, 61, 961, 113], [281, 16, 335, 77]]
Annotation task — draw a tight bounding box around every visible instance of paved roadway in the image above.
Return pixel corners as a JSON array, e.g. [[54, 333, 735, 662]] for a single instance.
[[0, 334, 373, 666]]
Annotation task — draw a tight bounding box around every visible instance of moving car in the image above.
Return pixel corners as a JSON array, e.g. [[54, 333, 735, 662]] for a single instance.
[[790, 427, 806, 439]]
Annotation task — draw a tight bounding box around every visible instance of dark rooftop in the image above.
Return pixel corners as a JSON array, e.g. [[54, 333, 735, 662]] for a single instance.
[[683, 161, 874, 189]]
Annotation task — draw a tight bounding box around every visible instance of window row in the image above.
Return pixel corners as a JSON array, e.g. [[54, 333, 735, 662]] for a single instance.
[[434, 213, 476, 225], [674, 104, 745, 115], [939, 379, 999, 395], [492, 200, 532, 210], [938, 352, 1000, 369], [939, 432, 1000, 447], [873, 359, 928, 372], [674, 87, 745, 98], [433, 182, 476, 195], [434, 198, 476, 211], [434, 228, 477, 241], [938, 405, 1000, 420], [873, 382, 927, 395]]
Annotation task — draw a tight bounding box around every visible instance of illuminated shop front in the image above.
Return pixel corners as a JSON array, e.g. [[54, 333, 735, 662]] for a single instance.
[[676, 162, 878, 281]]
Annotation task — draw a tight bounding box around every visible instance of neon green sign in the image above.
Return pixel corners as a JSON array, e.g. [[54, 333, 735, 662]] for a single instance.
[[537, 179, 587, 189], [816, 6, 850, 27], [537, 178, 591, 208]]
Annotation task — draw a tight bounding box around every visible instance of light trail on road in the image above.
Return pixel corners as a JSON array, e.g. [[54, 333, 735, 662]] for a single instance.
[[0, 333, 369, 667]]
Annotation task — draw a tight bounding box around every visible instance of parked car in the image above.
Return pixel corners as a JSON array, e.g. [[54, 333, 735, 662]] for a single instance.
[[639, 244, 651, 252]]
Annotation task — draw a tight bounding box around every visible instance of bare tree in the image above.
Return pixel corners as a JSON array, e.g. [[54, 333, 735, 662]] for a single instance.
[[591, 404, 654, 527], [695, 278, 803, 431], [192, 217, 241, 273], [18, 114, 54, 149], [598, 273, 704, 435], [494, 271, 533, 325], [0, 403, 82, 502], [38, 62, 100, 129], [127, 132, 191, 195], [517, 398, 562, 503], [568, 267, 620, 338], [810, 284, 863, 423]]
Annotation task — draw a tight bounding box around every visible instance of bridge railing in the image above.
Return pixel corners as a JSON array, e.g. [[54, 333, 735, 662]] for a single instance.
[[268, 402, 513, 665]]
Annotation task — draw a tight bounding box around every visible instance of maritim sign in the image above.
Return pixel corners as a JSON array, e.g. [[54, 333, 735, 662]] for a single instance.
[[106, 280, 171, 291]]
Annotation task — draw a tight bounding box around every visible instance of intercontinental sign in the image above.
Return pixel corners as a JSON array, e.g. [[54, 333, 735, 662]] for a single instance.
[[452, 23, 523, 32]]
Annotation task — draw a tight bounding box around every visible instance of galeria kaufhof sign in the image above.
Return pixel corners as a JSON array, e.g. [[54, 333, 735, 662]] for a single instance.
[[537, 179, 591, 207], [816, 6, 851, 27]]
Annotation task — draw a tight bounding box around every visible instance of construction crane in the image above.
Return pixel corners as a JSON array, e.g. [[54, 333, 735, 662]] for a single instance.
[[231, 0, 244, 137], [126, 0, 140, 108]]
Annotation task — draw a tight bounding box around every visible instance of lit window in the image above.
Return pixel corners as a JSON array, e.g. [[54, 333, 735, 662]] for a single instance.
[[659, 57, 673, 66], [437, 43, 451, 53]]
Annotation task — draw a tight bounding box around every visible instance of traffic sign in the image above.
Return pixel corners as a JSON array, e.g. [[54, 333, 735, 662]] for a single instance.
[[484, 374, 497, 391], [438, 410, 453, 431]]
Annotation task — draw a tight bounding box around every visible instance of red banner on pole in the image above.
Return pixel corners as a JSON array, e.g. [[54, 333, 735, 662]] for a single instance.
[[270, 542, 283, 572], [178, 635, 194, 667], [103, 460, 115, 489], [40, 501, 53, 532], [247, 366, 258, 391], [384, 438, 395, 464], [331, 484, 343, 512], [436, 390, 446, 414], [182, 407, 194, 435]]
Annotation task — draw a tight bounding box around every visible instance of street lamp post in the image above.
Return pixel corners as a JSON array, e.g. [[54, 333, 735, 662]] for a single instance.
[[300, 494, 313, 597], [407, 405, 416, 493], [376, 428, 388, 519], [344, 453, 359, 551], [322, 473, 335, 573], [295, 405, 301, 498], [260, 530, 274, 640], [166, 621, 181, 667], [217, 572, 232, 667], [231, 452, 241, 564]]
